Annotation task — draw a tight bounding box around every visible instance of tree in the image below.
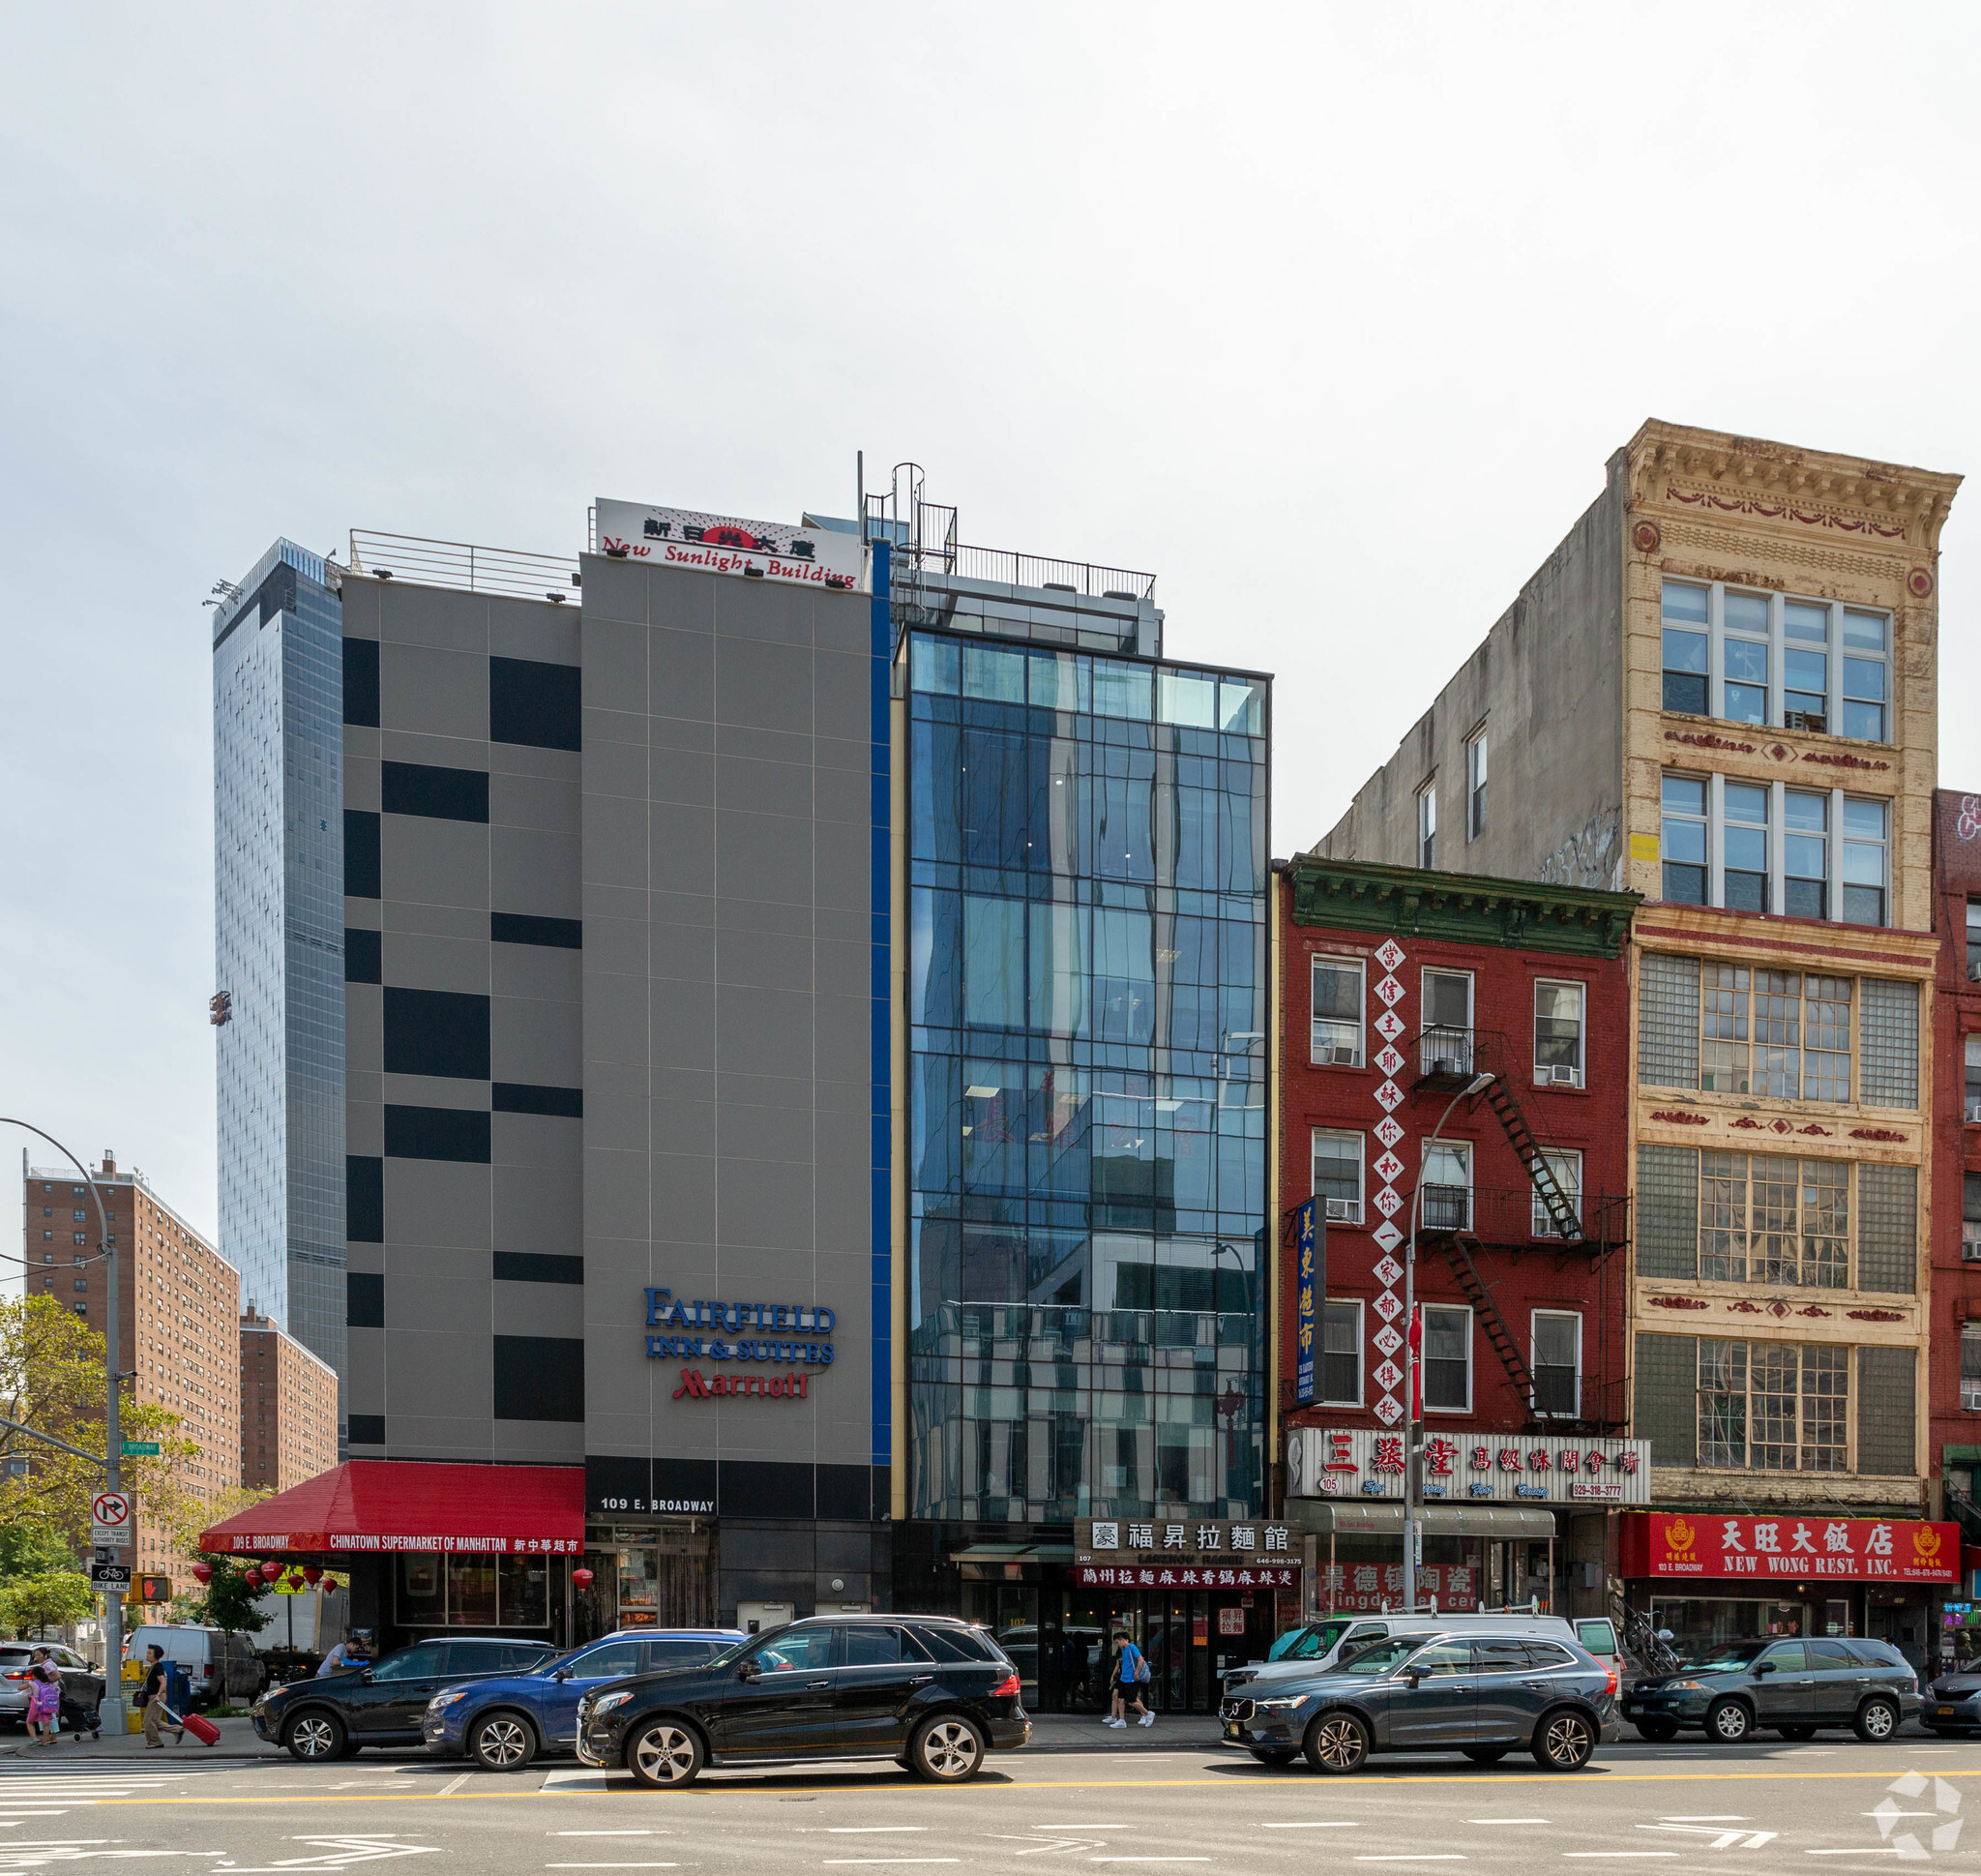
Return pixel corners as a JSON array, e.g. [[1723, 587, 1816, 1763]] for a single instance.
[[188, 1554, 270, 1701], [0, 1570, 96, 1640]]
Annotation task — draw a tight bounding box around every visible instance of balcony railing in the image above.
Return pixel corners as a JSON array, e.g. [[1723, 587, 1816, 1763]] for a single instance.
[[1416, 1026, 1478, 1084], [346, 529, 580, 604], [1413, 1187, 1629, 1254]]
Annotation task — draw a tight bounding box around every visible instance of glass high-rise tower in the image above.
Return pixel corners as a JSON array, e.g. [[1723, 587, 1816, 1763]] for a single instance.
[[212, 539, 347, 1415]]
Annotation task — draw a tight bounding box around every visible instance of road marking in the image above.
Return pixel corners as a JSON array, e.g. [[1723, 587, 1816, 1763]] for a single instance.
[[1259, 1821, 1358, 1828], [821, 1862, 961, 1867], [1659, 1816, 1748, 1821], [556, 1834, 665, 1838], [1467, 1819, 1549, 1825], [1806, 1852, 1907, 1858], [1351, 1859, 1465, 1865], [544, 1866, 681, 1870], [1562, 1857, 1679, 1861], [824, 1830, 930, 1835], [1090, 1862, 1211, 1866]]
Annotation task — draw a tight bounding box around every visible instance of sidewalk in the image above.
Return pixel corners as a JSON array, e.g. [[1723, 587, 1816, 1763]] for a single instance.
[[0, 1712, 269, 1760], [1026, 1712, 1226, 1752]]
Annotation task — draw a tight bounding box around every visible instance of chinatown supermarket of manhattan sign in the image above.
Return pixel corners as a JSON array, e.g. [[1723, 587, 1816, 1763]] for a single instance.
[[1622, 1512, 1959, 1584], [596, 498, 868, 592], [644, 1288, 835, 1404], [1286, 1427, 1652, 1505]]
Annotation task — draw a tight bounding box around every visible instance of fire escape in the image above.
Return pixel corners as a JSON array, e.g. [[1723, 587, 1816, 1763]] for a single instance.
[[1408, 1025, 1630, 1434]]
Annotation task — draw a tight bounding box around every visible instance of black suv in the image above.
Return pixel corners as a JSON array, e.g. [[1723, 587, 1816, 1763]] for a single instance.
[[576, 1614, 1030, 1788], [252, 1636, 561, 1760], [1622, 1637, 1919, 1743]]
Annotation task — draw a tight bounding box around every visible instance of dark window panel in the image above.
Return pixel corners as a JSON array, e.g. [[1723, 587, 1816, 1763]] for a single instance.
[[342, 638, 379, 727], [719, 1459, 814, 1519], [343, 929, 382, 984], [348, 1414, 386, 1445], [381, 760, 489, 823], [346, 1156, 384, 1242], [383, 988, 490, 1080], [343, 810, 381, 899], [493, 1251, 584, 1285], [494, 1335, 585, 1422], [490, 912, 582, 949], [384, 1105, 491, 1163], [346, 1272, 385, 1328], [490, 656, 582, 752], [492, 1082, 583, 1118], [816, 1463, 872, 1521]]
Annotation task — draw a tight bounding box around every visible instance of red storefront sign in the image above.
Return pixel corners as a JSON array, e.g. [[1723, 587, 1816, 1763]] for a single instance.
[[1620, 1512, 1957, 1584], [1073, 1564, 1298, 1590]]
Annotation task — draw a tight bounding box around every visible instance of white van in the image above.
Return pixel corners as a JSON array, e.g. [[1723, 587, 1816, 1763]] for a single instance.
[[123, 1624, 265, 1706], [1223, 1610, 1619, 1699]]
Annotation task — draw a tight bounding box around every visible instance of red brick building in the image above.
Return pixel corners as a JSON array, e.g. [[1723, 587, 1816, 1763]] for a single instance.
[[1273, 857, 1641, 1618], [1930, 789, 1981, 1566]]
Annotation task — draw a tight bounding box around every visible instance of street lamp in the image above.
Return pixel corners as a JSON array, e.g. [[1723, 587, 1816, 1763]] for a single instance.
[[1401, 1072, 1494, 1614], [0, 1120, 129, 1732]]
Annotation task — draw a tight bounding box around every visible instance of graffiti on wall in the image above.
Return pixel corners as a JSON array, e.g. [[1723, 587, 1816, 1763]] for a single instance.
[[1537, 804, 1621, 890], [1959, 795, 1981, 843]]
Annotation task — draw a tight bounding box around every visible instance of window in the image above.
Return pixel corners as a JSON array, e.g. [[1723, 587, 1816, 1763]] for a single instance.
[[1661, 581, 1709, 714], [1320, 1300, 1362, 1406], [1699, 1339, 1848, 1472], [1964, 1326, 1981, 1413], [1422, 1305, 1472, 1412], [1465, 730, 1487, 839], [1421, 1140, 1472, 1232], [1842, 611, 1888, 742], [1723, 591, 1769, 725], [1723, 783, 1768, 912], [1700, 1153, 1848, 1288], [748, 1627, 838, 1673], [1967, 901, 1981, 982], [1963, 1174, 1981, 1262], [1532, 1312, 1582, 1417], [1533, 980, 1584, 1087], [1784, 790, 1828, 918], [1966, 1038, 1981, 1124], [1420, 968, 1473, 1075], [1841, 799, 1887, 926], [1311, 957, 1365, 1066], [1417, 781, 1436, 869], [1662, 775, 1707, 905], [1697, 967, 1850, 1101], [1312, 1131, 1364, 1225], [1531, 1148, 1582, 1237]]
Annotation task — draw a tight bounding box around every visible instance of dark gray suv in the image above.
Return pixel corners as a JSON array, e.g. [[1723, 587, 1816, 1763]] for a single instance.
[[1621, 1637, 1918, 1743], [1219, 1629, 1618, 1773]]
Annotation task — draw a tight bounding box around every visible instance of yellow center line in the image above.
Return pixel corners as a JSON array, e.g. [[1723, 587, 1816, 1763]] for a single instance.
[[83, 1765, 1981, 1804]]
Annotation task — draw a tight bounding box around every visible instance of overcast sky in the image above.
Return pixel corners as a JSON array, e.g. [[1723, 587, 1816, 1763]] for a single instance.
[[3, 3, 1977, 1244]]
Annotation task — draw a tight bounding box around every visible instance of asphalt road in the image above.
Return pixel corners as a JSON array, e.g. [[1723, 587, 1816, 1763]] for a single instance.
[[0, 1733, 1968, 1873]]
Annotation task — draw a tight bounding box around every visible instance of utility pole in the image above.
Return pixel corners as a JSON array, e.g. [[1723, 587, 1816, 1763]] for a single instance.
[[2, 1122, 129, 1732]]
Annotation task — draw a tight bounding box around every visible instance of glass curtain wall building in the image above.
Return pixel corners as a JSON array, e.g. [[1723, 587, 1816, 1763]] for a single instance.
[[212, 540, 348, 1419], [904, 628, 1271, 1528]]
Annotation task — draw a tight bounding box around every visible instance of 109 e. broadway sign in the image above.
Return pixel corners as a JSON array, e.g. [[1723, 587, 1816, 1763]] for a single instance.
[[1286, 1427, 1651, 1504], [1621, 1513, 1958, 1583]]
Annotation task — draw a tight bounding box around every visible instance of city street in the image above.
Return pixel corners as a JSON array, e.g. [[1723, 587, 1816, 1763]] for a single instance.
[[0, 1730, 1967, 1874]]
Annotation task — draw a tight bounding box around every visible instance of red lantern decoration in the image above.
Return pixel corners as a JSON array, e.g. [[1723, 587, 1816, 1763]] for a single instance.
[[320, 1578, 337, 1594], [192, 1563, 213, 1586], [260, 1562, 283, 1583], [303, 1566, 323, 1587], [572, 1567, 595, 1591], [284, 1574, 306, 1593]]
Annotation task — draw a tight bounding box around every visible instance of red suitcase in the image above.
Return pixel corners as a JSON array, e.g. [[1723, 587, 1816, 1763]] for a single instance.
[[158, 1705, 222, 1747]]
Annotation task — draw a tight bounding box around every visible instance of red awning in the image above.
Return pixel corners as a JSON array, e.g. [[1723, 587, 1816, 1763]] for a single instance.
[[197, 1461, 584, 1558]]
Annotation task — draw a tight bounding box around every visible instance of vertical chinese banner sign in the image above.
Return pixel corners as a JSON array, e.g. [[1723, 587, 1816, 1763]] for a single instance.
[[1294, 1198, 1319, 1405]]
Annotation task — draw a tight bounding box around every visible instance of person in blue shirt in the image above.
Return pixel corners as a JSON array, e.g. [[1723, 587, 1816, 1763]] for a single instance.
[[1105, 1629, 1153, 1729]]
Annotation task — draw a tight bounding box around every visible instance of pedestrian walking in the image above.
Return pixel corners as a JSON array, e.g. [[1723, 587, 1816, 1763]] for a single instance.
[[137, 1646, 181, 1748], [1104, 1629, 1153, 1729], [24, 1650, 61, 1746]]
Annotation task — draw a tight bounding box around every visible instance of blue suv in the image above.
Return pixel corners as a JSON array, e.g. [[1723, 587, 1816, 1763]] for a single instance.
[[425, 1630, 742, 1770]]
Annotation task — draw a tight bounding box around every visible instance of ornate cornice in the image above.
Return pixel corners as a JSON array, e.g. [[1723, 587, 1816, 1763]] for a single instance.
[[1622, 420, 1962, 557], [1284, 855, 1640, 959]]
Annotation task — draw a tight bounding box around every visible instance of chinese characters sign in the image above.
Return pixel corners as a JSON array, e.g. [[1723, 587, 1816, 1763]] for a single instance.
[[1322, 1561, 1478, 1613], [1286, 1427, 1651, 1505], [595, 498, 868, 592], [1074, 1564, 1298, 1590], [1621, 1513, 1957, 1583], [1293, 1200, 1319, 1406], [1077, 1519, 1293, 1563]]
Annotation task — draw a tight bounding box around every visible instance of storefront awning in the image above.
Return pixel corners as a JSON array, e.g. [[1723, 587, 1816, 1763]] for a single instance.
[[950, 1544, 1075, 1563], [1286, 1502, 1558, 1540], [196, 1460, 585, 1557]]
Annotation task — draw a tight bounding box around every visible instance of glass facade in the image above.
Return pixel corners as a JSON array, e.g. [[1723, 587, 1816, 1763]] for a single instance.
[[213, 540, 347, 1415], [904, 626, 1270, 1522]]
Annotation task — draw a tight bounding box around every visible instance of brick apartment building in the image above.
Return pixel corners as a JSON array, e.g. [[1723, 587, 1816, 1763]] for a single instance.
[[24, 1154, 241, 1591], [240, 1307, 340, 1493], [1274, 856, 1642, 1619]]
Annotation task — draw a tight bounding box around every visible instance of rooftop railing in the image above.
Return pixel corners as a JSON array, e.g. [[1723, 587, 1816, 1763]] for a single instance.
[[346, 530, 580, 604]]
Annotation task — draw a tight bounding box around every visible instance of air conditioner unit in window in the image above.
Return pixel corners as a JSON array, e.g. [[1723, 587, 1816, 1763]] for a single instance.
[[1964, 1234, 1981, 1264], [1323, 1046, 1360, 1066], [1549, 1063, 1578, 1086], [1324, 1199, 1357, 1224], [1431, 1057, 1464, 1078]]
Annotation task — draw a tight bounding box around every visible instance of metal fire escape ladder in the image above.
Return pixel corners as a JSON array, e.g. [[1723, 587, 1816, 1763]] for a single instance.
[[1478, 1077, 1582, 1243], [1438, 1231, 1536, 1405]]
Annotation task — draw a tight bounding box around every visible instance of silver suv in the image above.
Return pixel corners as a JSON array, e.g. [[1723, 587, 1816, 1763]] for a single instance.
[[1226, 1612, 1613, 1700]]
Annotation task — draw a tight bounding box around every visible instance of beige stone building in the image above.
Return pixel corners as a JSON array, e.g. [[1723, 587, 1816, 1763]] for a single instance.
[[240, 1307, 339, 1493], [1318, 420, 1960, 1656]]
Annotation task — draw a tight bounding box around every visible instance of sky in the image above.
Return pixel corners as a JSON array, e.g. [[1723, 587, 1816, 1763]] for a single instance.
[[2, 2, 1978, 1244]]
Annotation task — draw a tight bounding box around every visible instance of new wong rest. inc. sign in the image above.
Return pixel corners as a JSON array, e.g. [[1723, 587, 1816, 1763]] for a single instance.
[[596, 499, 867, 592], [1286, 1427, 1651, 1505], [1622, 1513, 1958, 1584]]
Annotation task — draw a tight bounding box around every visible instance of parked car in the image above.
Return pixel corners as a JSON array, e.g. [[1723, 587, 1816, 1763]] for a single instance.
[[1621, 1636, 1918, 1743], [424, 1629, 742, 1770], [1924, 1663, 1981, 1736], [1227, 1612, 1610, 1700], [0, 1643, 103, 1733], [251, 1635, 561, 1760], [124, 1624, 264, 1708], [1219, 1628, 1618, 1773], [575, 1614, 1030, 1789]]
